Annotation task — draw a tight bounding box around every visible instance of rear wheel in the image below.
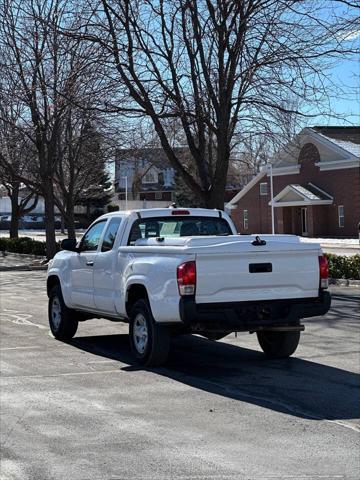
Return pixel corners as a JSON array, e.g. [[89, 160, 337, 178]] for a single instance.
[[129, 299, 170, 366], [48, 285, 78, 341], [257, 330, 300, 358]]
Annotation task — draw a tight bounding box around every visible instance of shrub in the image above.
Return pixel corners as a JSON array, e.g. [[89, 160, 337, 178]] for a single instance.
[[107, 204, 120, 212], [0, 237, 47, 256], [324, 253, 360, 280]]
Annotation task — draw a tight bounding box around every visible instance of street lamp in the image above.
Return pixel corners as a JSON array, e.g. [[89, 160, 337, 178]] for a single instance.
[[267, 164, 275, 234], [122, 176, 128, 210]]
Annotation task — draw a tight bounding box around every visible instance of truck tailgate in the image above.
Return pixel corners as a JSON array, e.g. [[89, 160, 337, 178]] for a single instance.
[[194, 241, 321, 303]]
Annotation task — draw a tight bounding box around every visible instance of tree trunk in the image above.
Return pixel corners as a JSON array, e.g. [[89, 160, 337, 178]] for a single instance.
[[60, 215, 65, 234], [204, 188, 226, 210], [204, 136, 229, 210], [66, 221, 76, 240], [43, 183, 57, 259], [65, 197, 76, 240], [10, 199, 20, 238], [9, 188, 20, 239]]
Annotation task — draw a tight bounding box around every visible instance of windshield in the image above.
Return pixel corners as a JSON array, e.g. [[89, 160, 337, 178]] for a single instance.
[[128, 216, 232, 245]]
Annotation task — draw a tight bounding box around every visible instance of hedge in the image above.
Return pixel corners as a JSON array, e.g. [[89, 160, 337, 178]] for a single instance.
[[324, 253, 360, 281], [0, 237, 48, 256]]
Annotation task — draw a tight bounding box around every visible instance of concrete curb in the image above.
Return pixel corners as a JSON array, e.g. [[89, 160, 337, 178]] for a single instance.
[[0, 265, 48, 272], [1, 252, 45, 260], [330, 278, 360, 287]]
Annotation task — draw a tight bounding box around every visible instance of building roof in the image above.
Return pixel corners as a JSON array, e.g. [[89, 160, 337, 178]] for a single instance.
[[317, 135, 360, 158], [271, 183, 333, 207], [271, 125, 360, 170], [225, 170, 267, 207]]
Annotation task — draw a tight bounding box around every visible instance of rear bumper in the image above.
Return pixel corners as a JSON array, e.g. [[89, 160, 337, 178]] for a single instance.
[[179, 291, 331, 332]]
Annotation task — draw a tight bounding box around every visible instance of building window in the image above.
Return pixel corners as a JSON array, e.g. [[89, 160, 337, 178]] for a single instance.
[[155, 192, 162, 200], [338, 205, 344, 228], [260, 182, 268, 196], [142, 167, 158, 184], [243, 210, 248, 230]]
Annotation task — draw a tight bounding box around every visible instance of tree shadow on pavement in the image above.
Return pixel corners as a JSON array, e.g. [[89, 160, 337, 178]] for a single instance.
[[70, 332, 360, 422]]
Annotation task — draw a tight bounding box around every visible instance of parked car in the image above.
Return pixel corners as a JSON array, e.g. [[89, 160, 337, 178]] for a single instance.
[[47, 207, 331, 366]]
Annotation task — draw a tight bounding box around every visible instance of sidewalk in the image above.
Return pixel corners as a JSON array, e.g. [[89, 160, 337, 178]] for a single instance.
[[300, 237, 360, 257]]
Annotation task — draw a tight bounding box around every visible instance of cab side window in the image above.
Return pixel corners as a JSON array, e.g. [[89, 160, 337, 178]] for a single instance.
[[81, 220, 107, 252], [101, 218, 122, 252]]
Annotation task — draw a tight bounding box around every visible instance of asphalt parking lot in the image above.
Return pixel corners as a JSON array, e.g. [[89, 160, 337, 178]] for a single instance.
[[0, 271, 359, 480]]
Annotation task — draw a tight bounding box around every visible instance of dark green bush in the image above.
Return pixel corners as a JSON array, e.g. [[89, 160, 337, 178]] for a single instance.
[[324, 253, 360, 280], [107, 204, 120, 212], [0, 237, 47, 256]]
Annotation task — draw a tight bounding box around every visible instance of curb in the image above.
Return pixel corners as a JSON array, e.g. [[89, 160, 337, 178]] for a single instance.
[[330, 278, 360, 287], [0, 265, 48, 272], [1, 252, 45, 259]]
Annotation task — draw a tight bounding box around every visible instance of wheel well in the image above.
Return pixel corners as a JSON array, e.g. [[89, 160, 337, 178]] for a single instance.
[[47, 275, 60, 297], [126, 284, 149, 316]]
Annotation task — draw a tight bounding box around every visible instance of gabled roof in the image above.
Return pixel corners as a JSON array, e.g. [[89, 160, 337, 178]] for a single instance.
[[226, 170, 267, 207], [270, 183, 333, 207], [309, 126, 360, 159]]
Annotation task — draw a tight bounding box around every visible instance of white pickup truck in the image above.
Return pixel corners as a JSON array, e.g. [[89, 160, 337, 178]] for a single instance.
[[47, 207, 331, 365]]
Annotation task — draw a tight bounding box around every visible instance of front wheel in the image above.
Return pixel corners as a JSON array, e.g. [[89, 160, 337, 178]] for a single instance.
[[48, 285, 78, 341], [129, 299, 170, 366], [257, 330, 300, 358]]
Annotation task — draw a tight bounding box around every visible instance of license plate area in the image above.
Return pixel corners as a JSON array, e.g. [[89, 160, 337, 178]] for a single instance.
[[249, 262, 272, 273]]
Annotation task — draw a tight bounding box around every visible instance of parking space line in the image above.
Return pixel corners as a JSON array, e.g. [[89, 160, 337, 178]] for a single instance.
[[0, 346, 40, 351], [2, 368, 121, 379]]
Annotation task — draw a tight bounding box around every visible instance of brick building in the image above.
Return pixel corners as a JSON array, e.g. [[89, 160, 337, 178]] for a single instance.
[[227, 127, 360, 237], [115, 147, 254, 209]]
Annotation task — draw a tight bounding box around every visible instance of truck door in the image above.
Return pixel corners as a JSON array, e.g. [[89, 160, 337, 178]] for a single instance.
[[70, 220, 107, 309], [93, 217, 123, 313]]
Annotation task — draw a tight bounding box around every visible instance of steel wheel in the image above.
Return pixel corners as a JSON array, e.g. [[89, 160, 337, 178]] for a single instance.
[[48, 285, 78, 340], [133, 313, 148, 354], [129, 299, 170, 366], [51, 296, 62, 331]]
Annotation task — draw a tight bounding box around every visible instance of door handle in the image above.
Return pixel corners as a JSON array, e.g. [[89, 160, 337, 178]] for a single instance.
[[86, 261, 94, 266]]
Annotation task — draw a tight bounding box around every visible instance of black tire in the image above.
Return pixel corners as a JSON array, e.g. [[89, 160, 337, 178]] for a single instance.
[[202, 331, 229, 341], [256, 330, 300, 358], [129, 299, 170, 366], [48, 285, 78, 341]]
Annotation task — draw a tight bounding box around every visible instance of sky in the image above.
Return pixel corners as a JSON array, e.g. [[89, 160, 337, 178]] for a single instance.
[[314, 3, 360, 126], [326, 55, 360, 126]]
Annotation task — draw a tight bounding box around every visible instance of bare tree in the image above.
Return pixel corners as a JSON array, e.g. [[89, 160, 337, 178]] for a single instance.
[[0, 0, 71, 256], [71, 0, 358, 208], [0, 87, 39, 238], [0, 0, 112, 255], [54, 114, 112, 238]]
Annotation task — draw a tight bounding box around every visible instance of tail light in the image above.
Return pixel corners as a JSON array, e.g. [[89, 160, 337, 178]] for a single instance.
[[177, 261, 196, 296], [319, 256, 329, 289], [172, 210, 190, 215]]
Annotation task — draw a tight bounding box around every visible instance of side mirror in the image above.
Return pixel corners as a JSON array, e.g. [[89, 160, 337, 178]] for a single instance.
[[60, 238, 78, 252]]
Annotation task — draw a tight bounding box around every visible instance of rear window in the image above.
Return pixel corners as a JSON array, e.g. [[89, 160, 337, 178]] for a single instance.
[[128, 216, 232, 245]]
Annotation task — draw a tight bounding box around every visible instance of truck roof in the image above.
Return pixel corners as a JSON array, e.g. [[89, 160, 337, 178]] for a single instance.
[[99, 207, 228, 220]]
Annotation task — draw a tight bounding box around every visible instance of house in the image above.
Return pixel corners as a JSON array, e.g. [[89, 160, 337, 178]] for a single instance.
[[114, 147, 256, 209], [114, 148, 177, 209], [227, 127, 360, 237]]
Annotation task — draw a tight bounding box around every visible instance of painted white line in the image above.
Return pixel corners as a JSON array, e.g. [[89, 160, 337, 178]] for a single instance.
[[2, 368, 121, 379], [86, 359, 118, 364], [0, 346, 40, 351], [1, 309, 46, 329]]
